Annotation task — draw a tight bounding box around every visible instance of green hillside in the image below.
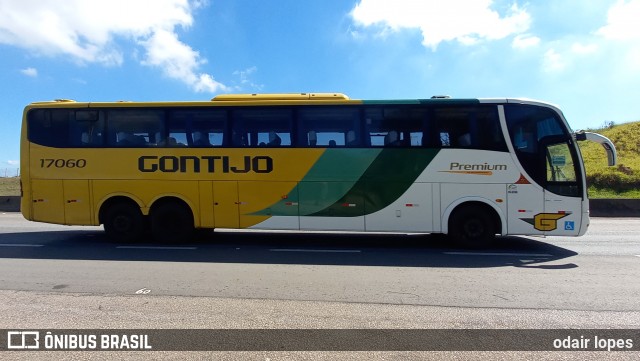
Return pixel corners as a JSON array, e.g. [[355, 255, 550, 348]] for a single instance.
[[578, 121, 640, 198]]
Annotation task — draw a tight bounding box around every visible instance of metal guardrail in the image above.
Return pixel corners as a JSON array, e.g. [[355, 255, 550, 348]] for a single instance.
[[2, 196, 639, 217]]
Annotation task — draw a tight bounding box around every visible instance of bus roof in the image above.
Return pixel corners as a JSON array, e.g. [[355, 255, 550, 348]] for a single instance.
[[25, 94, 560, 109]]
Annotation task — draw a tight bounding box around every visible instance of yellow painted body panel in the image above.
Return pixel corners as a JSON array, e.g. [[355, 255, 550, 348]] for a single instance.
[[198, 181, 215, 228], [63, 180, 92, 225], [213, 182, 239, 228], [25, 143, 325, 226], [31, 179, 64, 224], [28, 146, 324, 182], [239, 181, 298, 228], [212, 93, 350, 101], [92, 179, 199, 218]]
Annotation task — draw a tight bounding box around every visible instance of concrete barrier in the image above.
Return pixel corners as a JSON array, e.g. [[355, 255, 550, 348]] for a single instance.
[[1, 196, 639, 217], [0, 196, 20, 213], [589, 198, 640, 217]]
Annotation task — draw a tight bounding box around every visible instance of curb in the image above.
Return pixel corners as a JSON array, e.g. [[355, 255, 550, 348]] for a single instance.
[[2, 196, 639, 217]]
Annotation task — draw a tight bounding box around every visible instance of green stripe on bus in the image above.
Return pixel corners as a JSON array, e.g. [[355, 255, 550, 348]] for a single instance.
[[252, 148, 381, 216], [309, 148, 440, 217]]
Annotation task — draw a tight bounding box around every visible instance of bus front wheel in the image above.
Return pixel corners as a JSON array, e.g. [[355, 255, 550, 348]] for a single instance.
[[448, 204, 496, 247], [150, 202, 194, 243], [103, 202, 144, 243]]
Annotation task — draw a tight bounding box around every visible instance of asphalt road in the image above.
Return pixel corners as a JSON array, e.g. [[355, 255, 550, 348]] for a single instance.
[[1, 213, 639, 359]]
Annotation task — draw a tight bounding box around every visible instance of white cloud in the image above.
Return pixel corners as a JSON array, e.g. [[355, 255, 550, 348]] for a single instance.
[[542, 49, 567, 73], [597, 0, 640, 41], [350, 0, 531, 50], [596, 0, 640, 73], [140, 29, 226, 93], [570, 42, 598, 55], [0, 0, 226, 92], [234, 66, 257, 83], [231, 66, 263, 91], [20, 67, 38, 77], [7, 160, 19, 166], [512, 34, 540, 49]]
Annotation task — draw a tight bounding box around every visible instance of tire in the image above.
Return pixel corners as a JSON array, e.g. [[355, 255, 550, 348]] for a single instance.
[[150, 202, 194, 243], [448, 205, 496, 247], [103, 202, 144, 243]]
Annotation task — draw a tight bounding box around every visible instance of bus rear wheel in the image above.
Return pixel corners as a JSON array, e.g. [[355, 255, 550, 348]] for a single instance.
[[103, 202, 144, 243], [448, 204, 496, 247], [150, 202, 194, 243]]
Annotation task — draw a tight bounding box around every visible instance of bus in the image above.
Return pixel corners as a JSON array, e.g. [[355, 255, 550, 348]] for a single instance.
[[20, 93, 617, 245]]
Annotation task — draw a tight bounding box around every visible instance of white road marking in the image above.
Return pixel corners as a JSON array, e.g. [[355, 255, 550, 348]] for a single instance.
[[269, 249, 361, 253], [116, 246, 197, 250], [444, 252, 553, 257], [0, 244, 44, 247]]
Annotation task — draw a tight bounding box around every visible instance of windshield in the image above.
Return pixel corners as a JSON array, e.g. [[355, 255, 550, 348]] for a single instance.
[[504, 103, 583, 197]]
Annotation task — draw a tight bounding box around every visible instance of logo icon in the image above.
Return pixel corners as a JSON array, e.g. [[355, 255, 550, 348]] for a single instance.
[[7, 331, 40, 349], [564, 221, 575, 231], [520, 213, 569, 231]]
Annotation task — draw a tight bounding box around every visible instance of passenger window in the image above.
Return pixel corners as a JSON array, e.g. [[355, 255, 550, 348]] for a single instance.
[[232, 109, 293, 147], [170, 109, 227, 147], [432, 106, 506, 150], [107, 109, 164, 147], [364, 107, 426, 147], [71, 110, 104, 147], [297, 107, 360, 147]]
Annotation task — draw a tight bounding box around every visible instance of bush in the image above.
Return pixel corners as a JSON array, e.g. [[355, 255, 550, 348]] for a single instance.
[[586, 170, 640, 192]]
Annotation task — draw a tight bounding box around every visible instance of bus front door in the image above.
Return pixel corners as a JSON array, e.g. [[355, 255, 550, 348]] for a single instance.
[[506, 180, 545, 236], [542, 140, 584, 236], [543, 191, 582, 236]]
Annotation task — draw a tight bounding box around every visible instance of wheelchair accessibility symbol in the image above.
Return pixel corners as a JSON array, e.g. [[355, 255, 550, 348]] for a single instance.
[[564, 221, 575, 231]]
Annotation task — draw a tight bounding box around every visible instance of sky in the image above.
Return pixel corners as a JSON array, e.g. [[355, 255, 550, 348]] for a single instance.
[[1, 0, 639, 172]]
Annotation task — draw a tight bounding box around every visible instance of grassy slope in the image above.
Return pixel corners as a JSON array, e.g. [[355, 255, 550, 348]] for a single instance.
[[578, 121, 640, 198], [0, 177, 20, 196]]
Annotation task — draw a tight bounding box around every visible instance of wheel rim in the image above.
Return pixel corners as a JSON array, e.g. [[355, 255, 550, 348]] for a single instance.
[[113, 214, 132, 233], [463, 218, 485, 239]]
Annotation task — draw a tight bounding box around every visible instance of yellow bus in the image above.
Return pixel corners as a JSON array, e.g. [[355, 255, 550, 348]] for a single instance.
[[20, 93, 616, 244]]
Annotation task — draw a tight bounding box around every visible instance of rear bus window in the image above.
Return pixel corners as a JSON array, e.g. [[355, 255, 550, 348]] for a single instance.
[[27, 109, 72, 148]]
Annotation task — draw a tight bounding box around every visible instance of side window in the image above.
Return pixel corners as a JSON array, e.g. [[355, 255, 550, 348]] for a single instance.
[[364, 107, 426, 147], [169, 109, 227, 147], [297, 107, 360, 147], [70, 110, 103, 147], [431, 106, 506, 150], [232, 108, 293, 147], [27, 109, 72, 148], [546, 143, 577, 182], [433, 107, 469, 148], [107, 109, 164, 147]]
